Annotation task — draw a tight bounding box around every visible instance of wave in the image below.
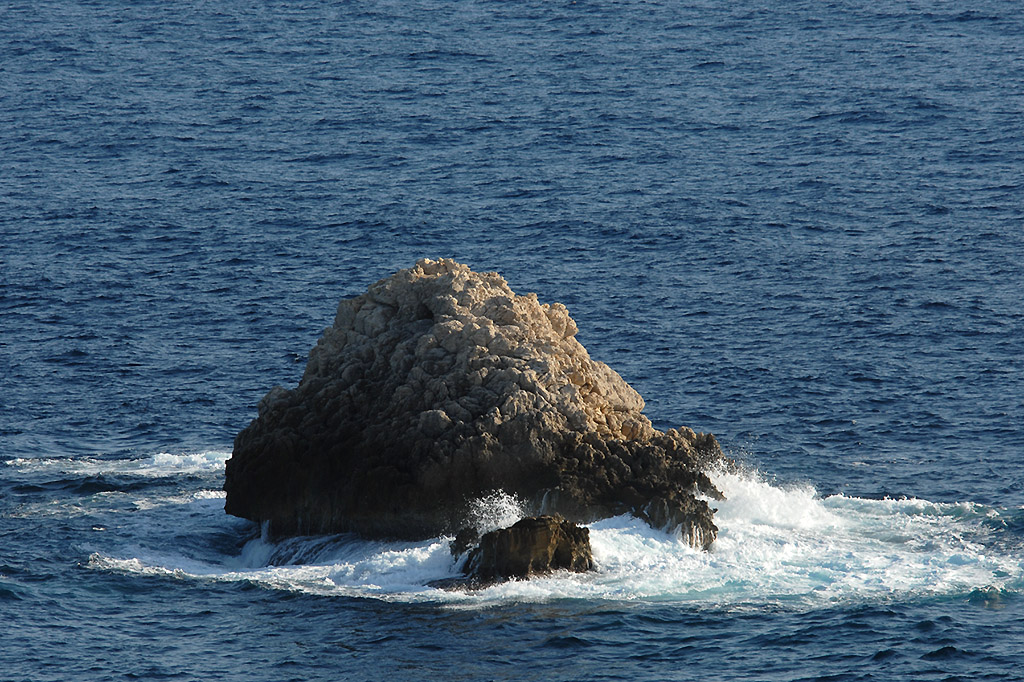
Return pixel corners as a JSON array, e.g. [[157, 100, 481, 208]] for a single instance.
[[4, 451, 230, 478], [80, 462, 1024, 608], [2, 452, 230, 524]]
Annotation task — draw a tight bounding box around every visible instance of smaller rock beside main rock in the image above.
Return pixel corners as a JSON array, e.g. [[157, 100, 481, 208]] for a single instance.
[[463, 516, 593, 582]]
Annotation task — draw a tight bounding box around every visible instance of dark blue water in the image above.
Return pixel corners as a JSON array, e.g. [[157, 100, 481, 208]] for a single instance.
[[3, 0, 1024, 679]]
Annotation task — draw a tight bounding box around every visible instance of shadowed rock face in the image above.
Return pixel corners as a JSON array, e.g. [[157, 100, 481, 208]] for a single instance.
[[225, 258, 724, 548]]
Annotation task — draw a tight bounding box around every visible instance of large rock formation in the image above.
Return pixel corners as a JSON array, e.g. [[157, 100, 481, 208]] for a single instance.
[[225, 258, 724, 548]]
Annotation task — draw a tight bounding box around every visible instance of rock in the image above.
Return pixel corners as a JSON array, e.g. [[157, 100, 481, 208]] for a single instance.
[[225, 258, 725, 547], [463, 516, 593, 582]]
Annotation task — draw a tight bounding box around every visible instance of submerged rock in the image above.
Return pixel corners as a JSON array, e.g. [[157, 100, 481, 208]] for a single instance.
[[225, 258, 724, 547], [464, 516, 593, 582]]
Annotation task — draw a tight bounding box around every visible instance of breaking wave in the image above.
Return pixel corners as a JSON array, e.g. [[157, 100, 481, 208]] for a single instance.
[[76, 457, 1024, 608]]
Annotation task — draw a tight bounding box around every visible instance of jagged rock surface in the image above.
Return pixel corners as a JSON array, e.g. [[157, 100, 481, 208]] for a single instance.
[[225, 258, 724, 546], [464, 516, 593, 581]]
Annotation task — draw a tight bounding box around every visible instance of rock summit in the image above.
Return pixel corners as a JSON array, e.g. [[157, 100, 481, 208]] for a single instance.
[[225, 258, 724, 549]]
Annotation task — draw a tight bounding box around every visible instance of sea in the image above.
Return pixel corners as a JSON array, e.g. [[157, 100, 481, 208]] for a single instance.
[[2, 0, 1023, 680]]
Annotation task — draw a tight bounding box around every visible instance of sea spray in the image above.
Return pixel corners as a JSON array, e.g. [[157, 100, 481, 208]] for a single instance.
[[465, 490, 527, 534]]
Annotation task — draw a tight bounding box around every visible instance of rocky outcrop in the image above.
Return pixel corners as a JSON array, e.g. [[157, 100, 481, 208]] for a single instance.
[[463, 516, 593, 582], [225, 258, 724, 548]]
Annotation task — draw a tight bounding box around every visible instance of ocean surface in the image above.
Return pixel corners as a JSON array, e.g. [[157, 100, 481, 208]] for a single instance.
[[2, 0, 1023, 679]]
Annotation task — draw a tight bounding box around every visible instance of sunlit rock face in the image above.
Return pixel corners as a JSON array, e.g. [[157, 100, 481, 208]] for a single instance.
[[225, 258, 724, 548]]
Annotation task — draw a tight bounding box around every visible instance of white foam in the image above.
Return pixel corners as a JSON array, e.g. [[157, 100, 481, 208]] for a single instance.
[[88, 536, 464, 602], [4, 451, 230, 520], [146, 451, 231, 474], [82, 467, 1024, 607], [132, 488, 226, 511], [4, 451, 230, 477]]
